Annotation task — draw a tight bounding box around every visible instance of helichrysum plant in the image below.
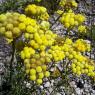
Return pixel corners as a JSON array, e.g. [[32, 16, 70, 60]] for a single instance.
[[0, 0, 95, 93]]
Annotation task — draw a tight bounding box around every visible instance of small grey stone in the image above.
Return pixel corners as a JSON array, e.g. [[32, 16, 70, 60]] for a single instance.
[[51, 80, 54, 83], [91, 90, 95, 94], [80, 89, 83, 93], [49, 88, 53, 93], [75, 88, 81, 95], [70, 81, 77, 88], [56, 93, 61, 95], [85, 89, 89, 93], [26, 82, 31, 88], [91, 90, 95, 95], [84, 84, 88, 88], [72, 93, 75, 95], [40, 86, 43, 89], [44, 82, 50, 87], [50, 68, 55, 72], [60, 86, 65, 89]]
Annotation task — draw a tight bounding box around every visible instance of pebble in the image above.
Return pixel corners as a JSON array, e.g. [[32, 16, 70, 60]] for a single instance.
[[26, 82, 31, 88], [56, 93, 61, 95], [80, 89, 83, 93], [75, 88, 81, 95], [44, 82, 51, 87], [40, 86, 43, 89], [49, 88, 53, 93], [84, 83, 89, 88], [70, 81, 77, 88], [72, 93, 75, 95], [51, 80, 54, 86], [92, 90, 95, 94], [91, 93, 95, 95]]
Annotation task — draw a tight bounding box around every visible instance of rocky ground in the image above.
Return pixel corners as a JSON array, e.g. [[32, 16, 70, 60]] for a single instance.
[[0, 0, 95, 95]]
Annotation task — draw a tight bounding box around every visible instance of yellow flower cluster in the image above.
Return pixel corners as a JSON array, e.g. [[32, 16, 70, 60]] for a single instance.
[[78, 25, 86, 33], [21, 35, 94, 83], [59, 39, 75, 59], [47, 45, 65, 62], [55, 38, 95, 78], [26, 21, 57, 50], [21, 47, 35, 59], [73, 39, 91, 52], [19, 14, 67, 84], [21, 42, 67, 84], [56, 10, 64, 15], [29, 32, 56, 50], [60, 11, 86, 28], [25, 4, 49, 20], [21, 47, 51, 85], [59, 0, 78, 8], [0, 11, 59, 84], [0, 12, 27, 43], [71, 58, 95, 77]]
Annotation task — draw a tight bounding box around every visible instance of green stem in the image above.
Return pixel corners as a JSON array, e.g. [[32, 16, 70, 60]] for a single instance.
[[10, 40, 15, 84]]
